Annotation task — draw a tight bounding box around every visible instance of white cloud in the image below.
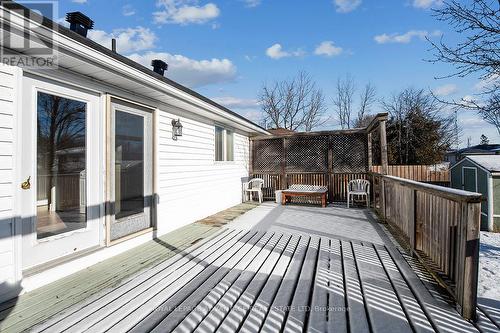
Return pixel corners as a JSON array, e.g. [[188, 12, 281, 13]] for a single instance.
[[239, 110, 262, 123], [243, 0, 261, 8], [244, 55, 257, 62], [127, 51, 237, 87], [212, 96, 259, 109], [314, 41, 343, 57], [333, 0, 362, 13], [433, 84, 458, 97], [266, 43, 305, 59], [374, 30, 441, 44], [412, 0, 443, 9], [72, 0, 87, 3], [88, 27, 156, 54], [154, 0, 220, 25], [474, 74, 500, 92], [122, 4, 136, 16]]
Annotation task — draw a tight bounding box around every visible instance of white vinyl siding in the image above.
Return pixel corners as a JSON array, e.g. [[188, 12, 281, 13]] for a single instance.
[[156, 109, 249, 235], [0, 64, 20, 302]]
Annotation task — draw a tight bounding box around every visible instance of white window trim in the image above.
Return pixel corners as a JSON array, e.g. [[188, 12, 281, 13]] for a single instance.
[[214, 125, 234, 163]]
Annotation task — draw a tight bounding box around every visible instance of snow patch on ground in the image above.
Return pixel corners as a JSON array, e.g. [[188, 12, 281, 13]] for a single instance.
[[479, 231, 500, 301]]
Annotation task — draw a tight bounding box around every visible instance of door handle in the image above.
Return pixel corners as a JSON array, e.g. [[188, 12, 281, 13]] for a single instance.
[[21, 176, 31, 190]]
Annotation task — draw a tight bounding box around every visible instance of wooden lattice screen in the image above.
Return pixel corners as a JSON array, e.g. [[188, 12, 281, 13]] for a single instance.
[[331, 133, 367, 173], [251, 131, 370, 202], [286, 136, 329, 172], [251, 138, 283, 172], [250, 113, 388, 202]]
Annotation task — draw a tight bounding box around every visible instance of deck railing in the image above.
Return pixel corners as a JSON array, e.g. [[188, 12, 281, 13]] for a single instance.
[[371, 172, 481, 320], [251, 172, 369, 202]]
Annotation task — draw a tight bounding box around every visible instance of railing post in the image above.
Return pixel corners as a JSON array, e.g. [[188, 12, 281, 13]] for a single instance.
[[410, 189, 420, 256], [457, 201, 480, 320], [380, 177, 386, 220]]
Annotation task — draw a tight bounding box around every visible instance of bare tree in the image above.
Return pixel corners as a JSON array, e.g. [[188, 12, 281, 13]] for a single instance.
[[428, 0, 500, 135], [354, 82, 377, 128], [259, 71, 328, 131], [332, 74, 356, 129]]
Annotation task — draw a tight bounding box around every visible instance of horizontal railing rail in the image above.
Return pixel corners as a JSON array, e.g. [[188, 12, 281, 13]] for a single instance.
[[370, 172, 481, 320]]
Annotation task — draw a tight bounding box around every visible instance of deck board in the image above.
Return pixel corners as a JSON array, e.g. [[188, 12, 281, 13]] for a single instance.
[[2, 203, 493, 333], [152, 232, 275, 333]]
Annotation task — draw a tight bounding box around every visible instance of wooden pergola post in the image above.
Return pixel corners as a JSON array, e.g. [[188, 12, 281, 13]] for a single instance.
[[367, 132, 373, 171], [379, 119, 388, 175]]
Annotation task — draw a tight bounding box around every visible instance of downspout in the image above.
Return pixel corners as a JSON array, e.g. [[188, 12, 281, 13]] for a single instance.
[[487, 172, 493, 232]]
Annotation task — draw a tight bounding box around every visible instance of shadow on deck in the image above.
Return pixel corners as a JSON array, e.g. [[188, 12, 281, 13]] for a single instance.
[[0, 203, 496, 332]]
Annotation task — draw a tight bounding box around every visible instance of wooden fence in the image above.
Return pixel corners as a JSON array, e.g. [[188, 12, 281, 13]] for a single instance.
[[371, 172, 481, 320], [371, 165, 449, 183]]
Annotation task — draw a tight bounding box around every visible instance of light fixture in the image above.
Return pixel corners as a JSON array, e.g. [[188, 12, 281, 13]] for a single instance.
[[171, 118, 183, 140]]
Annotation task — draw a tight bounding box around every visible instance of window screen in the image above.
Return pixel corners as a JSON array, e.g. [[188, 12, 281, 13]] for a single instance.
[[226, 130, 234, 161], [215, 126, 224, 161]]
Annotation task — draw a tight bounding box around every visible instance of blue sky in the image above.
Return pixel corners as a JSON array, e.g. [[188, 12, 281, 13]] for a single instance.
[[53, 0, 498, 146]]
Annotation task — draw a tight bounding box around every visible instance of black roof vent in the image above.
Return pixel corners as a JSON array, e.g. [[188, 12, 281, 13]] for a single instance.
[[151, 59, 168, 76], [66, 12, 94, 37]]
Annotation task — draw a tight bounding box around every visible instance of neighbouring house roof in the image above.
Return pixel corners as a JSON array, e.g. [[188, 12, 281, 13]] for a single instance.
[[448, 144, 500, 156], [1, 2, 269, 135], [466, 155, 500, 172]]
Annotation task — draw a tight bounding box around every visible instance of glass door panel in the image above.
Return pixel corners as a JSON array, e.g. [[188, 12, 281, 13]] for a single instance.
[[36, 91, 87, 239], [115, 111, 144, 220], [110, 103, 152, 241]]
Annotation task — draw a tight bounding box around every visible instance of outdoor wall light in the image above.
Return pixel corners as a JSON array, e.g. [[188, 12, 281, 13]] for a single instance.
[[172, 118, 183, 140]]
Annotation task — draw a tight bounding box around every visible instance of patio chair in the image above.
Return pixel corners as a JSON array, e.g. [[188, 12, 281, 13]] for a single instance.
[[243, 178, 264, 203], [347, 179, 370, 208]]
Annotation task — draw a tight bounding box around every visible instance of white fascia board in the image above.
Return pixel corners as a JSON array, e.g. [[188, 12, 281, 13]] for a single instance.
[[1, 6, 268, 136]]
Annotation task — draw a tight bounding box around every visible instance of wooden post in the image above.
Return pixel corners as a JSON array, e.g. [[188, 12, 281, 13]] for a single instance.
[[459, 201, 480, 320], [380, 177, 386, 220], [249, 139, 254, 177], [328, 135, 333, 203], [379, 120, 388, 175], [281, 138, 287, 190], [367, 132, 373, 171], [409, 189, 417, 255]]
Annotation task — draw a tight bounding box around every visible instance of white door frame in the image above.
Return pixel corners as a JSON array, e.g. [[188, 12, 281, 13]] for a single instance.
[[20, 74, 104, 270], [106, 97, 154, 246]]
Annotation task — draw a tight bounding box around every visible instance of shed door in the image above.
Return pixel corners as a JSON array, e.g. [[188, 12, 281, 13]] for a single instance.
[[463, 167, 477, 192]]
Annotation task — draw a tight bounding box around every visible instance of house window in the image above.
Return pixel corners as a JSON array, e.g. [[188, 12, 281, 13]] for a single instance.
[[215, 125, 234, 162]]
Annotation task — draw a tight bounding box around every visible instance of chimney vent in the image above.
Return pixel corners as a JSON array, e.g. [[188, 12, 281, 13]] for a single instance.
[[111, 38, 117, 53], [151, 59, 168, 76], [66, 12, 94, 37]]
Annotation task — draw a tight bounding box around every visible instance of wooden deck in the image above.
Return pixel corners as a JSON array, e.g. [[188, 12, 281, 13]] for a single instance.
[[0, 203, 496, 332]]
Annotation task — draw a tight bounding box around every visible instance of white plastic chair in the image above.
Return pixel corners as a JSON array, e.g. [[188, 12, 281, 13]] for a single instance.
[[347, 179, 370, 208], [243, 178, 264, 203]]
